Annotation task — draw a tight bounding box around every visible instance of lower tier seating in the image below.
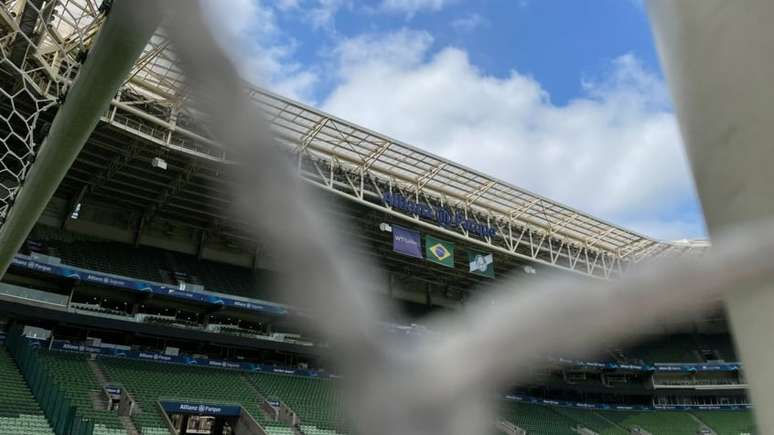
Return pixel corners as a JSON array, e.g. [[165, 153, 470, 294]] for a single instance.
[[551, 406, 627, 434], [20, 348, 759, 435], [693, 411, 757, 435], [247, 373, 347, 434], [98, 357, 291, 435], [595, 410, 700, 435], [0, 346, 54, 435], [499, 401, 578, 434], [501, 402, 756, 435], [39, 351, 127, 435]]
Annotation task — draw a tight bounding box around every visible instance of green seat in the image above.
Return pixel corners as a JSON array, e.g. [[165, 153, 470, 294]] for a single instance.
[[98, 357, 291, 434], [0, 346, 55, 435], [39, 350, 127, 434], [247, 373, 348, 434], [597, 410, 700, 435], [693, 410, 757, 435]]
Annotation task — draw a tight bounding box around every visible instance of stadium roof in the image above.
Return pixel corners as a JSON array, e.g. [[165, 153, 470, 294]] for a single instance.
[[0, 0, 709, 279]]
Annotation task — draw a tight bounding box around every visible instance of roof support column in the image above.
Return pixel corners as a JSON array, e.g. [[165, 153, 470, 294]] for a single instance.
[[0, 0, 161, 277]]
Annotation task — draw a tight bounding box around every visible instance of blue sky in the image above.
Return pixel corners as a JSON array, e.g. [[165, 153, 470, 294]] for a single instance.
[[206, 0, 706, 241]]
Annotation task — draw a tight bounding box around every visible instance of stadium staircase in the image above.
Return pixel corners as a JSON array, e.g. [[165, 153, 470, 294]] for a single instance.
[[0, 345, 55, 435], [86, 359, 142, 435], [241, 379, 295, 429], [689, 413, 717, 435], [39, 350, 129, 435], [245, 372, 349, 435], [88, 358, 110, 385], [88, 390, 109, 413], [495, 419, 526, 435], [118, 416, 141, 435], [97, 356, 295, 435], [691, 411, 757, 435]]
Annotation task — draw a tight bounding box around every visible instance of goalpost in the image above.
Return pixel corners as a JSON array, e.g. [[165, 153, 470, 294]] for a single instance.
[[1, 1, 774, 433], [648, 1, 774, 432], [0, 0, 158, 277]]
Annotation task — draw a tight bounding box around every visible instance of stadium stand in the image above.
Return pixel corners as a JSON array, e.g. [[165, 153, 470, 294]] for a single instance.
[[550, 407, 628, 434], [621, 334, 739, 364], [625, 334, 702, 363], [0, 346, 55, 435], [693, 411, 757, 435], [1, 335, 762, 435], [498, 400, 761, 435], [98, 356, 294, 435], [38, 351, 127, 435], [247, 373, 348, 434], [28, 227, 273, 299], [0, 4, 762, 433], [41, 237, 166, 284], [695, 335, 739, 362], [499, 401, 578, 434], [596, 410, 701, 435]]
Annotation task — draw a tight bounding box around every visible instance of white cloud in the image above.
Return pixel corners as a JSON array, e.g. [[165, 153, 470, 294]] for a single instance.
[[200, 0, 318, 101], [271, 0, 351, 31], [332, 29, 434, 70], [308, 0, 351, 30], [451, 13, 488, 33], [381, 0, 456, 16], [322, 30, 705, 240], [622, 217, 704, 242], [276, 0, 301, 10]]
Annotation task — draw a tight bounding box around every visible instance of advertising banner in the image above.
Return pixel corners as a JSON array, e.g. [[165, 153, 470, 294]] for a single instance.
[[160, 401, 242, 416], [392, 225, 423, 258]]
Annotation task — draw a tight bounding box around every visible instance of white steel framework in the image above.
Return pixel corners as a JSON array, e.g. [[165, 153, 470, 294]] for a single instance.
[[0, 0, 708, 280]]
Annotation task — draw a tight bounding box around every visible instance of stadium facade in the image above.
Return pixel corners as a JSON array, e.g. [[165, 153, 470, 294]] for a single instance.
[[0, 1, 753, 435]]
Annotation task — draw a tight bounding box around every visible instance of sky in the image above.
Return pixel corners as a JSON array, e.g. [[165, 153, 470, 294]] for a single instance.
[[203, 0, 706, 241]]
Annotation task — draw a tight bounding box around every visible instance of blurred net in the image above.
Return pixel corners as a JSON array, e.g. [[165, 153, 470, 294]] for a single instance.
[[1, 1, 774, 434], [0, 0, 97, 225]]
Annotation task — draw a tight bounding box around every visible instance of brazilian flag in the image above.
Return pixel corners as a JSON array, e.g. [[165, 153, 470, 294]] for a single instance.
[[425, 235, 454, 268]]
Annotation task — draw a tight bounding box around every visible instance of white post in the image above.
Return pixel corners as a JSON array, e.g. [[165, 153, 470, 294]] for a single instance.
[[648, 1, 774, 432], [0, 0, 161, 278]]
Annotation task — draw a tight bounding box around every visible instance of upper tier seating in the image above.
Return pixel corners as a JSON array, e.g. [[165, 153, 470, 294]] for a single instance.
[[41, 237, 166, 284], [30, 226, 272, 299], [39, 351, 127, 435], [626, 334, 702, 363], [0, 346, 54, 435], [694, 334, 739, 362], [623, 334, 739, 364]]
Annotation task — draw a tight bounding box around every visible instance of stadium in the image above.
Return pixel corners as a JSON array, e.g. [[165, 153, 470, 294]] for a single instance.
[[0, 1, 761, 435]]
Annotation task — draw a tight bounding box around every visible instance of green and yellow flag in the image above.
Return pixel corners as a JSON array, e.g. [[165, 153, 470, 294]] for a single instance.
[[425, 235, 454, 268]]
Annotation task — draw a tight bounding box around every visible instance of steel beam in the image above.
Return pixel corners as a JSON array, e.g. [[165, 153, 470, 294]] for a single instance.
[[0, 0, 160, 277]]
